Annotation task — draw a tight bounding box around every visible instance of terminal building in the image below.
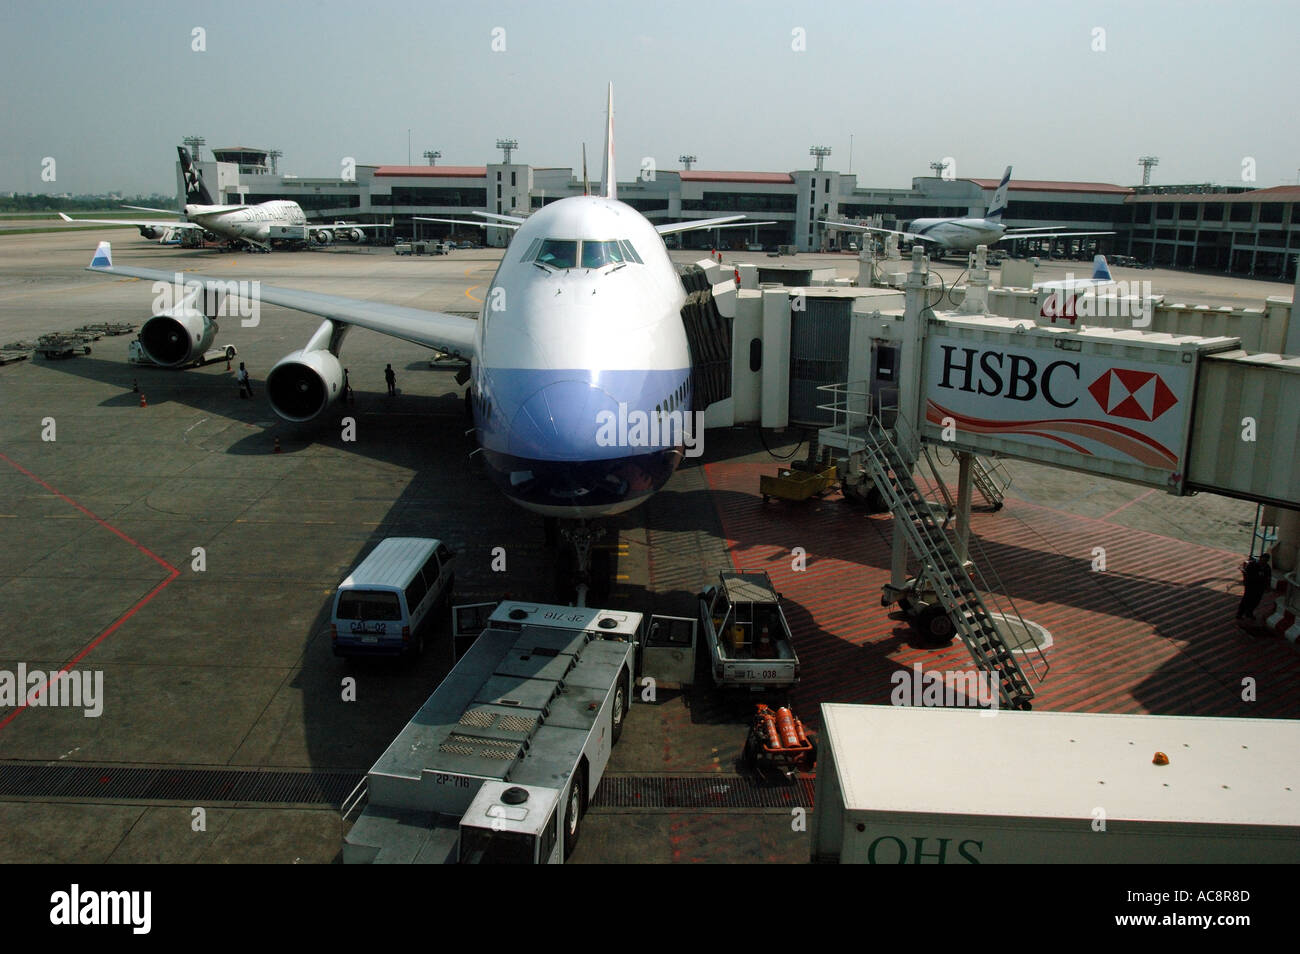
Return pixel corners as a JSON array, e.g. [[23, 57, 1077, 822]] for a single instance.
[[180, 147, 1298, 277]]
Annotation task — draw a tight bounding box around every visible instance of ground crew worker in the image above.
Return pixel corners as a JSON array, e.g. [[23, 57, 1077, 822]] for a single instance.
[[1237, 553, 1272, 621], [236, 362, 252, 399], [385, 363, 396, 397]]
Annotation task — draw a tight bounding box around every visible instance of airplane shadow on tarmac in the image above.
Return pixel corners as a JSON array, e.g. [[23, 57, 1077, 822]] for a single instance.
[[28, 352, 811, 799]]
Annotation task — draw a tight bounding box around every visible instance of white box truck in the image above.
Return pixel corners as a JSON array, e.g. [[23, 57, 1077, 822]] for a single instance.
[[812, 704, 1300, 863]]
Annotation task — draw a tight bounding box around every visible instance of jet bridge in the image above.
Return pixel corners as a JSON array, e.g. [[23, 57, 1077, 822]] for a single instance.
[[818, 245, 1300, 682]]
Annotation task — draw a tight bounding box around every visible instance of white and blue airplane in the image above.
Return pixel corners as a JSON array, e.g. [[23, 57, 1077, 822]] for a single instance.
[[84, 86, 749, 543], [821, 166, 1113, 257]]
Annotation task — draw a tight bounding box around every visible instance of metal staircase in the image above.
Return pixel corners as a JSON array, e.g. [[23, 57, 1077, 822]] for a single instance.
[[970, 455, 1011, 510], [858, 417, 1037, 710]]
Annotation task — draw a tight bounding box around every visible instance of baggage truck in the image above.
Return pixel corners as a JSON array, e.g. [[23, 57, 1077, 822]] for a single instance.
[[697, 570, 800, 691], [344, 601, 693, 863], [812, 704, 1300, 863]]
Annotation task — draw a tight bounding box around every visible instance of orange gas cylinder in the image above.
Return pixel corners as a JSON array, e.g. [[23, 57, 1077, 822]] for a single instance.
[[756, 705, 780, 749], [793, 715, 808, 746], [776, 707, 800, 749]]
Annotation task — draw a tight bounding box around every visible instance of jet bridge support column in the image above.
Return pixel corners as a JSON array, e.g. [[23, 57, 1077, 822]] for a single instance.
[[955, 452, 974, 564], [1288, 254, 1300, 356], [891, 246, 930, 590]]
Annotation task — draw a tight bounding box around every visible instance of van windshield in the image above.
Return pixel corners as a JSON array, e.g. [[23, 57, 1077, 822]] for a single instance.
[[338, 591, 401, 621]]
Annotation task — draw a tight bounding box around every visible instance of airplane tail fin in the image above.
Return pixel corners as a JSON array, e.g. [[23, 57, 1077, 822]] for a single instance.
[[177, 146, 216, 205], [600, 83, 616, 200], [986, 165, 1012, 222], [90, 241, 112, 270], [1091, 254, 1112, 281]]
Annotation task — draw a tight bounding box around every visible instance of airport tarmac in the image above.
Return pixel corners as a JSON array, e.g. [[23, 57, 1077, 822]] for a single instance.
[[0, 231, 1294, 864]]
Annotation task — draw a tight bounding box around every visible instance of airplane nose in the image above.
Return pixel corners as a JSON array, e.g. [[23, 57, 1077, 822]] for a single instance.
[[509, 379, 618, 461]]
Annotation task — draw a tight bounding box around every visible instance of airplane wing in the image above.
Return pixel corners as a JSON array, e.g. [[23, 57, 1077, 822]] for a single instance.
[[59, 212, 202, 230], [313, 220, 395, 230], [473, 211, 528, 225], [85, 242, 478, 358], [818, 220, 935, 242], [654, 215, 748, 236], [121, 205, 187, 215], [686, 220, 776, 232], [414, 216, 520, 231]]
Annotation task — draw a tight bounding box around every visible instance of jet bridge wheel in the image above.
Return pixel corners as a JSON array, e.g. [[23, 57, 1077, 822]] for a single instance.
[[915, 604, 955, 641]]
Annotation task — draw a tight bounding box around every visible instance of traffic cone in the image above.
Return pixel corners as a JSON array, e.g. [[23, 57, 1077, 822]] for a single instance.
[[273, 437, 281, 454], [139, 393, 147, 408]]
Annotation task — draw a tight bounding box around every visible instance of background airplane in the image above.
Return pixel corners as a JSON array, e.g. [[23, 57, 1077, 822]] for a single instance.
[[821, 166, 1113, 258], [1034, 254, 1117, 322], [59, 147, 390, 251], [80, 85, 759, 601]]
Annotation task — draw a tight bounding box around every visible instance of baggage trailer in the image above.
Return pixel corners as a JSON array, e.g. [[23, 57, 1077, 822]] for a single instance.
[[128, 339, 236, 368], [812, 704, 1300, 863], [345, 601, 690, 863]]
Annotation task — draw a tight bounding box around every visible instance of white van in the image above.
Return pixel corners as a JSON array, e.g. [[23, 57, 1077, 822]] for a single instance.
[[331, 537, 456, 658]]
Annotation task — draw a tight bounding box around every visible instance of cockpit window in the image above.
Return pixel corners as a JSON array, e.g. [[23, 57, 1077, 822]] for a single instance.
[[536, 239, 577, 269], [581, 240, 625, 269], [619, 240, 643, 264]]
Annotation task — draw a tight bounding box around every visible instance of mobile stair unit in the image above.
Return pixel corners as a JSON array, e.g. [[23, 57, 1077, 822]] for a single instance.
[[819, 387, 1047, 710]]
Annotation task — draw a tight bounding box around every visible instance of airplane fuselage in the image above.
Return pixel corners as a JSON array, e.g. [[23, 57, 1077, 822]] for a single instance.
[[907, 217, 1006, 252], [185, 200, 308, 244], [470, 195, 692, 519]]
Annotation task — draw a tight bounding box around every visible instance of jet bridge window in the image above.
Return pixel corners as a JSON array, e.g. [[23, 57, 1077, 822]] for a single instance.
[[581, 240, 626, 269], [536, 239, 577, 269]]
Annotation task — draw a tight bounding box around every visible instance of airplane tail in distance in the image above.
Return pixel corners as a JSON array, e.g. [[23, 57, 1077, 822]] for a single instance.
[[177, 146, 215, 205], [600, 83, 616, 201], [1091, 254, 1112, 281], [986, 165, 1012, 223]]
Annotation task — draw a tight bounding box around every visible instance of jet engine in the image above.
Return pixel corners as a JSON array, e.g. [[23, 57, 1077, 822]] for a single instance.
[[342, 228, 363, 243], [265, 321, 349, 422], [137, 308, 216, 368], [138, 226, 165, 240], [313, 230, 333, 246]]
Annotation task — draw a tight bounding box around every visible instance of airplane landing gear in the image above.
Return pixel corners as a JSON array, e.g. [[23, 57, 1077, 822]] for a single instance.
[[552, 522, 615, 607]]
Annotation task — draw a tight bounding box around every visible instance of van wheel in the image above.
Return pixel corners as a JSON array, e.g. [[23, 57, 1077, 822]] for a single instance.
[[611, 669, 629, 744], [563, 765, 586, 859]]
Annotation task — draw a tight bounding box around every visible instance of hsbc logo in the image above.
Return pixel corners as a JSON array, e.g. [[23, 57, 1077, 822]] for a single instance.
[[936, 346, 1080, 408], [1087, 369, 1177, 422]]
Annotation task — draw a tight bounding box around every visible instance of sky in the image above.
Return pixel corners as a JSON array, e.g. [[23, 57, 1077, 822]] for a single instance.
[[3, 0, 1299, 195]]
